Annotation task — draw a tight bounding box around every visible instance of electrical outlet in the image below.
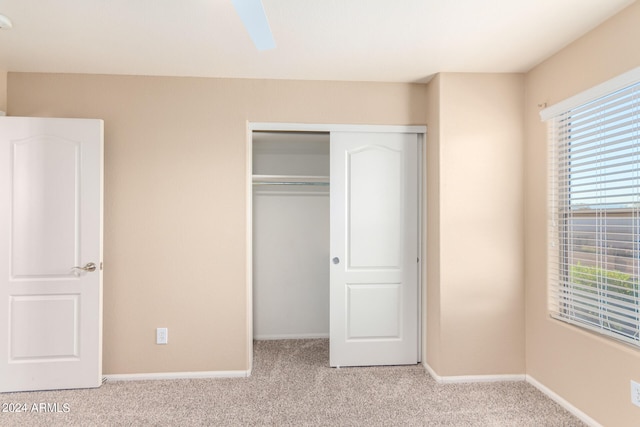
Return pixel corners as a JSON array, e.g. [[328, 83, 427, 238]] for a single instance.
[[631, 380, 640, 408], [156, 328, 168, 345]]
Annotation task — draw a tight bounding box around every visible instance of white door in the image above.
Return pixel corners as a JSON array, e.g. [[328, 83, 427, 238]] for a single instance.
[[330, 131, 418, 367], [0, 117, 103, 392]]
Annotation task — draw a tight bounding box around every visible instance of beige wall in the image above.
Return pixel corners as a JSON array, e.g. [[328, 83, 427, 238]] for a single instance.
[[0, 71, 6, 112], [7, 73, 427, 374], [524, 2, 640, 426], [426, 73, 525, 376], [6, 71, 527, 378], [425, 75, 442, 372]]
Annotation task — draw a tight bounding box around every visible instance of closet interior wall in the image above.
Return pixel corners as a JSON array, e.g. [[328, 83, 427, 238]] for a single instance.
[[252, 131, 330, 339]]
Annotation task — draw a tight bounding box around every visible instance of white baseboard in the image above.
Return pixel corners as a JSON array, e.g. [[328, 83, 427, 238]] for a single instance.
[[424, 362, 525, 384], [254, 333, 329, 340], [105, 370, 250, 382], [526, 375, 602, 427], [423, 364, 601, 426]]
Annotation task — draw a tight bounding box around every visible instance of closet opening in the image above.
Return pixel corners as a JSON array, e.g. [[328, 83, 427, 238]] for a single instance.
[[247, 123, 425, 371], [252, 131, 331, 343]]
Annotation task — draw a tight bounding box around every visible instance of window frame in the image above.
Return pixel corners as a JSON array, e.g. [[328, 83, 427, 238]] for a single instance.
[[542, 67, 640, 348]]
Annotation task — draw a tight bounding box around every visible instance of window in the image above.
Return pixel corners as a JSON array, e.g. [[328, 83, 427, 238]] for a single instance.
[[542, 69, 640, 347]]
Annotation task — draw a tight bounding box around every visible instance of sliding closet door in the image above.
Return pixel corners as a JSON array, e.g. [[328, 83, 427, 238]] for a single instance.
[[329, 131, 418, 367]]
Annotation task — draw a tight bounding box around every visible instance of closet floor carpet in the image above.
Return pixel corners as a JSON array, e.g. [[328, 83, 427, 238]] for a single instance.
[[1, 339, 584, 426]]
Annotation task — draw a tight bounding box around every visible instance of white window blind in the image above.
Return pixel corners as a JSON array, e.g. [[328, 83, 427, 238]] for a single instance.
[[543, 72, 640, 348]]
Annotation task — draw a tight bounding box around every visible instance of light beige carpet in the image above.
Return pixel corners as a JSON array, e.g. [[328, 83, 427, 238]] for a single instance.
[[1, 339, 584, 426]]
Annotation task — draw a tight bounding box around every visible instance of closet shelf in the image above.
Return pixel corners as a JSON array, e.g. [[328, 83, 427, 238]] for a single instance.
[[252, 175, 330, 186]]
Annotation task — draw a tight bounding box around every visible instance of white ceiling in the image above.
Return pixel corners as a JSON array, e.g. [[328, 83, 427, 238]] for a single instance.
[[0, 0, 635, 83]]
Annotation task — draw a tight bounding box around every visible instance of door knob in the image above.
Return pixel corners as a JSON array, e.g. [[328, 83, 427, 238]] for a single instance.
[[73, 262, 97, 272], [332, 257, 340, 265]]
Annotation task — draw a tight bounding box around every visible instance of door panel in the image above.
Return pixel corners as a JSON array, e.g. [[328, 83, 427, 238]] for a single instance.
[[346, 283, 401, 339], [347, 145, 402, 269], [10, 295, 79, 359], [12, 136, 80, 277], [330, 131, 418, 367], [0, 117, 103, 392]]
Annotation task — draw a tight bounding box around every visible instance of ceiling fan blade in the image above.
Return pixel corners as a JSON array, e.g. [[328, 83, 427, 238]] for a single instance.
[[231, 0, 276, 51]]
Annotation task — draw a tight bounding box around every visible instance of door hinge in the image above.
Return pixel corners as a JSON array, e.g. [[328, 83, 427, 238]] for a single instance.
[[100, 262, 103, 271]]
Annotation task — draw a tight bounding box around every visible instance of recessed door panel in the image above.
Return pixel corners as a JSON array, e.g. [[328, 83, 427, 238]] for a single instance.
[[10, 295, 80, 360], [347, 146, 402, 270], [347, 284, 401, 339], [11, 137, 80, 278]]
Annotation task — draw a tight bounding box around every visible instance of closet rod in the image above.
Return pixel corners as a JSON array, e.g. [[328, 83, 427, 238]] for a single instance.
[[253, 181, 330, 186]]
